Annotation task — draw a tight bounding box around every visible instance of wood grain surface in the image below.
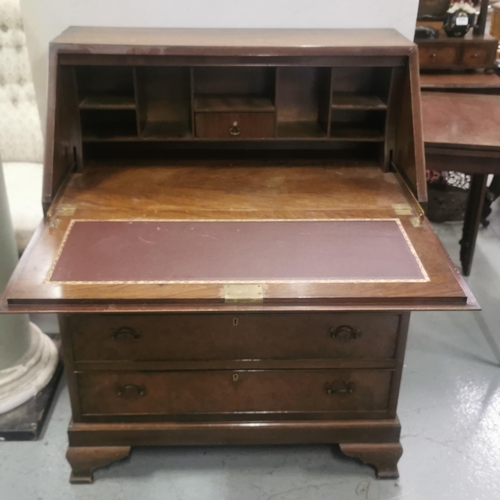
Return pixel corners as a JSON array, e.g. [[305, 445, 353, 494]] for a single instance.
[[422, 92, 500, 150], [2, 164, 473, 311]]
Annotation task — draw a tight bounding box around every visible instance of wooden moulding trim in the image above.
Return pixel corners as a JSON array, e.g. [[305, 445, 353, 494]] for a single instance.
[[57, 54, 409, 68], [2, 299, 479, 314], [53, 45, 414, 59], [74, 358, 398, 371], [68, 418, 401, 447], [408, 49, 428, 204]]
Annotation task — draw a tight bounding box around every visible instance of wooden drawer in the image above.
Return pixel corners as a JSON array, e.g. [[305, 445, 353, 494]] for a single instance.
[[77, 369, 393, 416], [460, 45, 496, 68], [419, 45, 458, 68], [68, 313, 401, 362], [195, 112, 275, 139]]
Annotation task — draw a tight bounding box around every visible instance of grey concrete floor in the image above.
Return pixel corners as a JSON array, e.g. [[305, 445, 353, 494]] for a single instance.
[[1, 213, 500, 499]]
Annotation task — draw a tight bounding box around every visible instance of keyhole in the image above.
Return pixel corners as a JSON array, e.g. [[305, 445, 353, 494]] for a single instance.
[[233, 318, 239, 326], [232, 373, 239, 382]]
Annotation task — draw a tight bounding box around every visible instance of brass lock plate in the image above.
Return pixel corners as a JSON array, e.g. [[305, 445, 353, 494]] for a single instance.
[[223, 284, 264, 303]]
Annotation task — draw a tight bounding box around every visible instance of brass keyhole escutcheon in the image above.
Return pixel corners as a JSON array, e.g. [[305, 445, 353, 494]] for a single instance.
[[233, 318, 239, 326], [232, 373, 239, 382]]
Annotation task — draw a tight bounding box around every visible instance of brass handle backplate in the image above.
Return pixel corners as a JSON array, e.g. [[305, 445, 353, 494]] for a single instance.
[[330, 325, 362, 342], [229, 121, 241, 136], [116, 384, 147, 399], [325, 381, 356, 395], [111, 326, 141, 342]]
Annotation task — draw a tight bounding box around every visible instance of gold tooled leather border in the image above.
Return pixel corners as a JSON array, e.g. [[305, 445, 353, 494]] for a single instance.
[[46, 218, 430, 284]]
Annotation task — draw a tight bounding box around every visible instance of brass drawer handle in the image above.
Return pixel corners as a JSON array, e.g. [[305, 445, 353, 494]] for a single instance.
[[325, 381, 356, 395], [110, 326, 141, 342], [116, 384, 147, 399], [229, 121, 241, 136], [330, 325, 362, 342]]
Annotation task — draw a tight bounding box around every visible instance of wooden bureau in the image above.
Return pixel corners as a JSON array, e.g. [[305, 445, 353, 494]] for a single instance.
[[0, 27, 477, 483]]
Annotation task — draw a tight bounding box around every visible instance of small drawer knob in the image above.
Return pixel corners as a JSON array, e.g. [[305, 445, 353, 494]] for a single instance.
[[430, 52, 437, 59], [229, 121, 241, 136], [330, 325, 362, 342], [325, 381, 356, 395], [110, 326, 141, 342], [116, 384, 147, 399]]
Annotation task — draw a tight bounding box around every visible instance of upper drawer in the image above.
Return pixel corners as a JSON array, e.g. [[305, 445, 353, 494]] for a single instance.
[[419, 45, 458, 68], [195, 112, 275, 139], [67, 313, 401, 362]]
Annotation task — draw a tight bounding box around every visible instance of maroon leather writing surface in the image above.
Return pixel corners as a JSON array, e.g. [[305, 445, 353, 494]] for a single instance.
[[48, 220, 428, 283]]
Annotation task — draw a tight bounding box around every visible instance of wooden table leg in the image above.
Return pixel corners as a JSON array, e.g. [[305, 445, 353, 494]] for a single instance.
[[460, 174, 487, 276]]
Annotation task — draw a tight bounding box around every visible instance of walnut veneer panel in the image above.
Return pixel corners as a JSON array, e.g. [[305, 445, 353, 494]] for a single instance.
[[77, 369, 393, 417], [70, 312, 400, 362]]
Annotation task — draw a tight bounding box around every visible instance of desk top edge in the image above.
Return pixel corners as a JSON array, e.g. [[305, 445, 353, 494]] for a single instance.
[[50, 27, 415, 55]]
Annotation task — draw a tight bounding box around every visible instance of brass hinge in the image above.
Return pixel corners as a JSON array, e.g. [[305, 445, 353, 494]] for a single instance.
[[390, 162, 425, 227], [47, 204, 76, 228], [223, 284, 264, 303]]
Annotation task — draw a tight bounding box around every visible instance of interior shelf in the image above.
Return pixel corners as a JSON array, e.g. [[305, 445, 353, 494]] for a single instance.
[[82, 127, 138, 142], [329, 128, 384, 142], [80, 109, 138, 142], [75, 63, 395, 161], [194, 96, 275, 113], [277, 121, 327, 139], [331, 94, 387, 110], [141, 121, 192, 140], [79, 95, 136, 110]]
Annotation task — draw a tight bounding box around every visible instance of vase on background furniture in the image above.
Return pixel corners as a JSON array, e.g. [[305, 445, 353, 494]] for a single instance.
[[443, 1, 476, 37]]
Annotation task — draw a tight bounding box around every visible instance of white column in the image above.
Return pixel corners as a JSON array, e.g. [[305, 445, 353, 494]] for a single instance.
[[0, 159, 58, 414]]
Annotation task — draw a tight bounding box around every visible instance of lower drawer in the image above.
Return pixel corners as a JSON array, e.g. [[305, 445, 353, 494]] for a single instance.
[[67, 313, 401, 362], [77, 369, 393, 417]]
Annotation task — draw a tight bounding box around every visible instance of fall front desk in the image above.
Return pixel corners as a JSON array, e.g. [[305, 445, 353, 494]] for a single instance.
[[1, 27, 477, 483]]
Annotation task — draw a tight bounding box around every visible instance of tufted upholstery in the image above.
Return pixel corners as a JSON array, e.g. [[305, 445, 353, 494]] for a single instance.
[[0, 0, 43, 253], [0, 0, 43, 162]]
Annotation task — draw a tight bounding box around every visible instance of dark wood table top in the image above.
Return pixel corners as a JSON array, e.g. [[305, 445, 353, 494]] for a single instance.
[[420, 72, 500, 90], [422, 92, 500, 150]]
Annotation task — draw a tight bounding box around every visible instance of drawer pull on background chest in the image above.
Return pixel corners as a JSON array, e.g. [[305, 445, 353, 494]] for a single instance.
[[325, 381, 356, 395], [110, 326, 142, 342], [116, 384, 147, 399], [229, 121, 241, 136], [330, 325, 362, 342]]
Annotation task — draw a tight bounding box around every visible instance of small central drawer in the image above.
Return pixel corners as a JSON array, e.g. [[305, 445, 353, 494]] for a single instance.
[[77, 369, 392, 417], [195, 112, 275, 139], [67, 313, 400, 362]]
